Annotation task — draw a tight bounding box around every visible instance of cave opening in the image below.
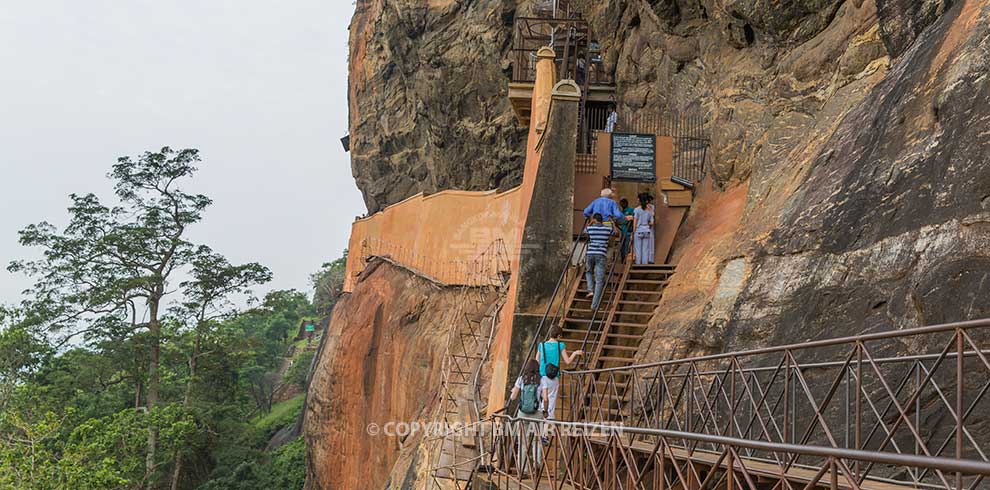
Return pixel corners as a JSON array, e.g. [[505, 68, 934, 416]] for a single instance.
[[743, 24, 755, 45]]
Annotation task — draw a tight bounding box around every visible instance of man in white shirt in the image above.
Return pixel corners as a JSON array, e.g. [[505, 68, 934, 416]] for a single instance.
[[605, 103, 618, 133]]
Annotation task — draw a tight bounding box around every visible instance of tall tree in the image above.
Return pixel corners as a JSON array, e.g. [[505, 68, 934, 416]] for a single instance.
[[168, 247, 271, 490], [9, 147, 211, 487]]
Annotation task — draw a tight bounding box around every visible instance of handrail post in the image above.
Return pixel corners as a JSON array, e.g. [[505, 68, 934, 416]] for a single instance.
[[957, 328, 964, 490], [855, 342, 862, 479]]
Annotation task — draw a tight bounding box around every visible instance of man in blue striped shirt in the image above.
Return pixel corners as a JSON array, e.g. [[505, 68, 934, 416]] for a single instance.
[[585, 213, 616, 310]]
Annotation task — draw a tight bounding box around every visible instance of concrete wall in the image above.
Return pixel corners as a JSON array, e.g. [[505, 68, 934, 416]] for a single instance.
[[344, 187, 521, 291]]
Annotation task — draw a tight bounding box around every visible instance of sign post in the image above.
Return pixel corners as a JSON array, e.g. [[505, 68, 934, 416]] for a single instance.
[[305, 322, 315, 344], [610, 133, 657, 182]]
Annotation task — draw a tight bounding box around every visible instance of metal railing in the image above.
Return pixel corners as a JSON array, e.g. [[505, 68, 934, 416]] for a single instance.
[[488, 413, 990, 490], [356, 237, 510, 288], [509, 48, 613, 86], [554, 319, 990, 489], [618, 108, 710, 185], [509, 219, 591, 387], [487, 318, 990, 490]]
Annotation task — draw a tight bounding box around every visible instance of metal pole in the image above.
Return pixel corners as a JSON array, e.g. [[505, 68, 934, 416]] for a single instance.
[[856, 342, 862, 479], [781, 356, 791, 443], [957, 329, 964, 490]]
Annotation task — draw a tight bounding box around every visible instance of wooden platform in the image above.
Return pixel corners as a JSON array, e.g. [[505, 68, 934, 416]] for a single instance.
[[475, 472, 577, 490], [509, 82, 616, 127]]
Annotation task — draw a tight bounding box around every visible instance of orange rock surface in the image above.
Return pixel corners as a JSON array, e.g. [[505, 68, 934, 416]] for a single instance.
[[304, 259, 493, 490]]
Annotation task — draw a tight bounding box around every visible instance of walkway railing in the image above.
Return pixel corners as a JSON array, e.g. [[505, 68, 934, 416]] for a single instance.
[[509, 220, 591, 386], [488, 413, 990, 490], [488, 319, 990, 490]]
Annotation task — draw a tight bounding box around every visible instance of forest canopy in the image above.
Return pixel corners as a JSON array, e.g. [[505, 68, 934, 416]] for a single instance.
[[0, 148, 346, 490]]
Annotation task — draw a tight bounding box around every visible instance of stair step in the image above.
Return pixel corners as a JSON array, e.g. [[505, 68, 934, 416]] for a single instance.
[[598, 356, 635, 364], [601, 344, 639, 351], [614, 310, 653, 315], [564, 317, 605, 323], [605, 333, 644, 339], [621, 290, 662, 295], [618, 300, 657, 305], [632, 264, 675, 269], [611, 321, 649, 328]]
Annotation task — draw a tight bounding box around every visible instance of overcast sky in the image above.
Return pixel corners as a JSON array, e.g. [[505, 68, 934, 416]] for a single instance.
[[0, 1, 363, 306]]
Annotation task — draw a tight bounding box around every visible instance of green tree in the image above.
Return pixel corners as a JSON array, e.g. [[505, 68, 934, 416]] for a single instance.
[[0, 309, 51, 410], [310, 253, 347, 315], [168, 248, 271, 490], [10, 147, 211, 486]]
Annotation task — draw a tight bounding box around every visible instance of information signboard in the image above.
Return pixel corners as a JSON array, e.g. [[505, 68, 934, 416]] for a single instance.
[[610, 133, 656, 182]]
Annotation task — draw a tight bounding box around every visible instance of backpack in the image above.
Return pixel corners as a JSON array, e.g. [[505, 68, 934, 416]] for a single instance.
[[541, 342, 560, 380], [519, 381, 540, 415]]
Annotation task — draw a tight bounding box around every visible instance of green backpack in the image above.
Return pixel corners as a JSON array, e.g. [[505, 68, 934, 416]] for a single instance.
[[519, 382, 540, 415]]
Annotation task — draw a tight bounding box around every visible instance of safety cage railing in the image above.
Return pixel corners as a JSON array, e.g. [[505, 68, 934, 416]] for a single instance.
[[546, 318, 990, 489]]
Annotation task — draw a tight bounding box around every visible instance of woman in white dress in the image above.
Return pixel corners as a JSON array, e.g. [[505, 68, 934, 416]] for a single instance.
[[633, 195, 655, 264]]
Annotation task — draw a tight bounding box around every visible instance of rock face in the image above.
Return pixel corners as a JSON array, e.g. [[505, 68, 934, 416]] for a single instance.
[[348, 0, 526, 213], [641, 0, 990, 360], [304, 259, 493, 490], [323, 0, 990, 487]]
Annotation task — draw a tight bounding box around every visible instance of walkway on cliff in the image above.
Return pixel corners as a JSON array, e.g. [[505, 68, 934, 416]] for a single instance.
[[485, 318, 990, 490]]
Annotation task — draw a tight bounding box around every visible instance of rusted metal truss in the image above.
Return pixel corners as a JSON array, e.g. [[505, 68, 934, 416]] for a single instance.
[[510, 17, 611, 87], [486, 319, 990, 490]]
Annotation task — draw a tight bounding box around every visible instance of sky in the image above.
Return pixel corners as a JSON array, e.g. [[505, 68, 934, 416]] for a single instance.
[[0, 1, 364, 306]]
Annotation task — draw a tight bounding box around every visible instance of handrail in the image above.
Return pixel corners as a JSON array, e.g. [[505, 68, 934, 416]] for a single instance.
[[565, 317, 990, 375], [491, 413, 990, 476], [510, 218, 590, 384], [568, 234, 627, 423], [549, 316, 990, 489], [574, 233, 625, 364]]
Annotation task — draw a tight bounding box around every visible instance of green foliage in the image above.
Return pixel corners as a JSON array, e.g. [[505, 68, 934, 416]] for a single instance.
[[0, 315, 51, 408], [310, 253, 347, 315], [1, 148, 339, 490], [196, 439, 306, 490], [9, 147, 212, 345], [285, 350, 315, 388], [251, 394, 305, 436], [263, 439, 306, 489], [0, 404, 197, 490]]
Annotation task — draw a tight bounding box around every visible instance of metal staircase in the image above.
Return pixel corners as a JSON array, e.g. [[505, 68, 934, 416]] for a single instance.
[[578, 262, 675, 422]]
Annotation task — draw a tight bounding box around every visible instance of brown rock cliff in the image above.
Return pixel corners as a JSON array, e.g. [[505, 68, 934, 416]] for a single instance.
[[348, 0, 526, 213], [304, 259, 495, 489]]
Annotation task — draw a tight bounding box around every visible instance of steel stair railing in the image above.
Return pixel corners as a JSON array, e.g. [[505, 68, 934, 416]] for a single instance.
[[508, 218, 591, 389]]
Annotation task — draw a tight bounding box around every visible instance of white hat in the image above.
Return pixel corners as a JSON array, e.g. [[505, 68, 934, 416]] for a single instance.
[[600, 188, 613, 197]]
